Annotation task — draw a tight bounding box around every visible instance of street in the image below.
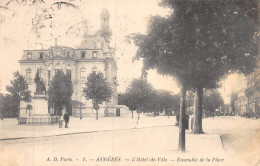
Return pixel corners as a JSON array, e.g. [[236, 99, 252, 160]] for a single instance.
[[0, 116, 259, 166]]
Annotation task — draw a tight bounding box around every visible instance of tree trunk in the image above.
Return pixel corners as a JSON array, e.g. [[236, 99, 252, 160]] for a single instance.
[[138, 109, 140, 120], [192, 86, 204, 134], [96, 109, 98, 120], [132, 110, 133, 119], [54, 104, 57, 117], [178, 86, 186, 152]]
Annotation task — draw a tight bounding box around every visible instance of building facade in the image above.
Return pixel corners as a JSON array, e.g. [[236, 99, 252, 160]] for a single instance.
[[18, 9, 129, 117], [234, 90, 247, 116], [245, 55, 260, 117]]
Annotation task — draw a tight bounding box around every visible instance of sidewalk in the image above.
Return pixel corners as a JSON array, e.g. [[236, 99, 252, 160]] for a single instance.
[[0, 116, 224, 155], [1, 116, 258, 166], [0, 116, 175, 140]]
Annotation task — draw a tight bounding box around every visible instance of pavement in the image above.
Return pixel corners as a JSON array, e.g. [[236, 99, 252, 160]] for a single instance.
[[0, 116, 224, 152], [0, 116, 259, 166], [0, 115, 175, 139]]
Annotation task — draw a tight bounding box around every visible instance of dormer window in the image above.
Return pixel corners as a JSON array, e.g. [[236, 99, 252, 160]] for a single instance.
[[92, 51, 97, 58], [39, 52, 43, 59], [27, 52, 32, 60], [81, 51, 86, 58]]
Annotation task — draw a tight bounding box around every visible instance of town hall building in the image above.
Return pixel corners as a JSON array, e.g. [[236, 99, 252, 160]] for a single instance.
[[18, 9, 128, 120]]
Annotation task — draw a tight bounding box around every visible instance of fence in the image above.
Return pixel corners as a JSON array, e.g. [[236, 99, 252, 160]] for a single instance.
[[18, 117, 60, 125]]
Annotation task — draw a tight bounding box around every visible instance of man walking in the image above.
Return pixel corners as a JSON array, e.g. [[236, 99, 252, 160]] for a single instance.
[[63, 113, 70, 128]]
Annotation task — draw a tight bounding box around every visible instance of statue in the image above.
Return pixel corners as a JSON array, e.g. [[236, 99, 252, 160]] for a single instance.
[[34, 70, 46, 94]]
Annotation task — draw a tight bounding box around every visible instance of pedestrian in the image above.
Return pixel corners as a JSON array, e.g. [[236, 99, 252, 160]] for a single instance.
[[63, 113, 70, 128], [59, 119, 63, 128], [175, 113, 179, 126], [185, 114, 189, 130]]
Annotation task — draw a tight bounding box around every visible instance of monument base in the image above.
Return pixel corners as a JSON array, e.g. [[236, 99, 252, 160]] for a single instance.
[[18, 115, 60, 125], [32, 94, 48, 115], [26, 114, 51, 125], [18, 94, 60, 125]]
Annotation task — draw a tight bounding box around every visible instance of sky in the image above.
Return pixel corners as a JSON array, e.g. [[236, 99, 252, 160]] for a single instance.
[[0, 0, 246, 103]]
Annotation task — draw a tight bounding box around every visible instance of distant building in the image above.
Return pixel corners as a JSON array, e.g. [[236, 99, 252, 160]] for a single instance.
[[232, 75, 248, 116], [245, 55, 260, 116], [234, 90, 247, 116], [18, 9, 129, 117]]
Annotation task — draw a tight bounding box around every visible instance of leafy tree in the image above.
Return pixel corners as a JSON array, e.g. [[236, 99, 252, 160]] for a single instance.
[[125, 78, 155, 119], [153, 90, 180, 116], [6, 71, 31, 117], [119, 89, 180, 117], [223, 103, 231, 115], [128, 12, 194, 152], [230, 93, 238, 114], [1, 94, 17, 118], [47, 70, 73, 116], [160, 0, 258, 134], [83, 71, 112, 120], [171, 94, 181, 114], [203, 90, 224, 116], [129, 0, 258, 151], [118, 92, 136, 118], [6, 71, 31, 103]]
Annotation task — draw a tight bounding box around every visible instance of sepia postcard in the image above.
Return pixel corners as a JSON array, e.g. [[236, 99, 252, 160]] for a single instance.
[[0, 0, 259, 166]]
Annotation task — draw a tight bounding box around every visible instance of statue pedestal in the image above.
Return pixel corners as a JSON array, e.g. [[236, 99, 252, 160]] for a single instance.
[[18, 77, 54, 125], [18, 94, 54, 125], [19, 101, 29, 118], [31, 94, 49, 116]]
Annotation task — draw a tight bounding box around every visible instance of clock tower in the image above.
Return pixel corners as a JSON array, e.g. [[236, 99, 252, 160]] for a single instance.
[[100, 8, 111, 44]]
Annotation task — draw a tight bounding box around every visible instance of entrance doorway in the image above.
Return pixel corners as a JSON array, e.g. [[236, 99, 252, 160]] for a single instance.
[[116, 108, 120, 116]]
